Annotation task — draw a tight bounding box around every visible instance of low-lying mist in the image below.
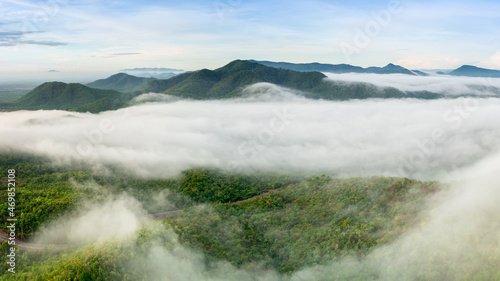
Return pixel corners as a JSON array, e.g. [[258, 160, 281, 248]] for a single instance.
[[324, 73, 500, 96], [1, 82, 500, 180], [293, 162, 500, 280]]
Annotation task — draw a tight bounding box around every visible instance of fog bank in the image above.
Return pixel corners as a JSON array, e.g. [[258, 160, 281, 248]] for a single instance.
[[1, 86, 500, 180]]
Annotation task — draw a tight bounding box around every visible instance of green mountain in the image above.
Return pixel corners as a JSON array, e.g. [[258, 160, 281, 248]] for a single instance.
[[86, 73, 156, 93], [139, 60, 441, 100], [0, 60, 443, 114], [250, 60, 422, 76], [14, 82, 124, 112], [139, 60, 328, 99], [448, 65, 500, 78]]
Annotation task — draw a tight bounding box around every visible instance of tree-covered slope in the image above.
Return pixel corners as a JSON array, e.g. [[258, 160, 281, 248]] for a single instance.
[[13, 82, 124, 111], [140, 60, 328, 99], [139, 60, 440, 100], [87, 73, 156, 93], [1, 153, 498, 280], [0, 153, 441, 279], [251, 60, 421, 76]]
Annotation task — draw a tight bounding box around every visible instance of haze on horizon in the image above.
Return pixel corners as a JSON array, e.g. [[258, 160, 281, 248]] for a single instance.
[[1, 0, 500, 83]]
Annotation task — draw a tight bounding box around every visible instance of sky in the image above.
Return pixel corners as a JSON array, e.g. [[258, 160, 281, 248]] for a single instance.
[[1, 0, 500, 82]]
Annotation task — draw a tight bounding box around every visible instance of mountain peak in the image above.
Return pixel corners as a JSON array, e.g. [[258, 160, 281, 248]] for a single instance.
[[16, 82, 121, 111], [456, 65, 479, 70], [87, 73, 155, 92], [382, 63, 405, 70], [252, 60, 416, 75], [140, 59, 327, 99], [449, 65, 500, 77]]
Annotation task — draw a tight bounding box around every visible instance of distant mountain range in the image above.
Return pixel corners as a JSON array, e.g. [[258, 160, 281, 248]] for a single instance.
[[447, 65, 500, 78], [87, 73, 156, 92], [138, 60, 438, 100], [120, 67, 187, 79], [3, 59, 500, 113], [251, 60, 500, 78], [250, 60, 426, 76]]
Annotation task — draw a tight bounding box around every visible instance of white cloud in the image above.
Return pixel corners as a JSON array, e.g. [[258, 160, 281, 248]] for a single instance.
[[479, 50, 500, 69], [324, 72, 500, 95], [1, 80, 500, 180], [395, 55, 462, 69]]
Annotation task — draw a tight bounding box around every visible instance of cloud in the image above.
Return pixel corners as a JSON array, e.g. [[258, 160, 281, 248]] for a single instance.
[[110, 52, 140, 56], [121, 67, 185, 72], [96, 52, 141, 59], [48, 69, 59, 72], [0, 30, 67, 46], [1, 79, 500, 180], [324, 72, 500, 96], [395, 55, 462, 69], [0, 40, 67, 46], [293, 158, 500, 280], [34, 193, 145, 245], [479, 50, 500, 69]]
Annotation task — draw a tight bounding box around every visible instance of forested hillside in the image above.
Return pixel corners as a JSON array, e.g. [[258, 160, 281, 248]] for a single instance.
[[0, 153, 452, 280]]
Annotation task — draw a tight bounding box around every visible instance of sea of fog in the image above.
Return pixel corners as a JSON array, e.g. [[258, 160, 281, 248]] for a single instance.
[[1, 79, 500, 180]]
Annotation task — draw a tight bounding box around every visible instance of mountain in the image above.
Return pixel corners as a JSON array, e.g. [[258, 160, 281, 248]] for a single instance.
[[14, 82, 123, 112], [448, 65, 500, 78], [86, 73, 156, 92], [250, 60, 422, 76], [139, 60, 328, 99], [139, 60, 440, 100], [411, 70, 429, 76], [248, 60, 365, 73], [364, 63, 415, 75], [138, 72, 178, 79]]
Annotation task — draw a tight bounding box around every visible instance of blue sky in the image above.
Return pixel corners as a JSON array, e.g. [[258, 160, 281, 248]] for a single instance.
[[1, 0, 500, 81]]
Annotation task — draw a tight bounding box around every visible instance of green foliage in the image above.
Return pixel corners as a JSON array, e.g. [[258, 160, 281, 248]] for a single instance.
[[0, 241, 136, 280], [178, 168, 297, 203], [12, 82, 124, 111], [251, 60, 418, 75], [0, 90, 29, 103], [74, 97, 123, 113], [139, 60, 443, 100], [167, 176, 439, 274], [6, 153, 498, 279], [0, 60, 445, 114], [140, 60, 327, 99]]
